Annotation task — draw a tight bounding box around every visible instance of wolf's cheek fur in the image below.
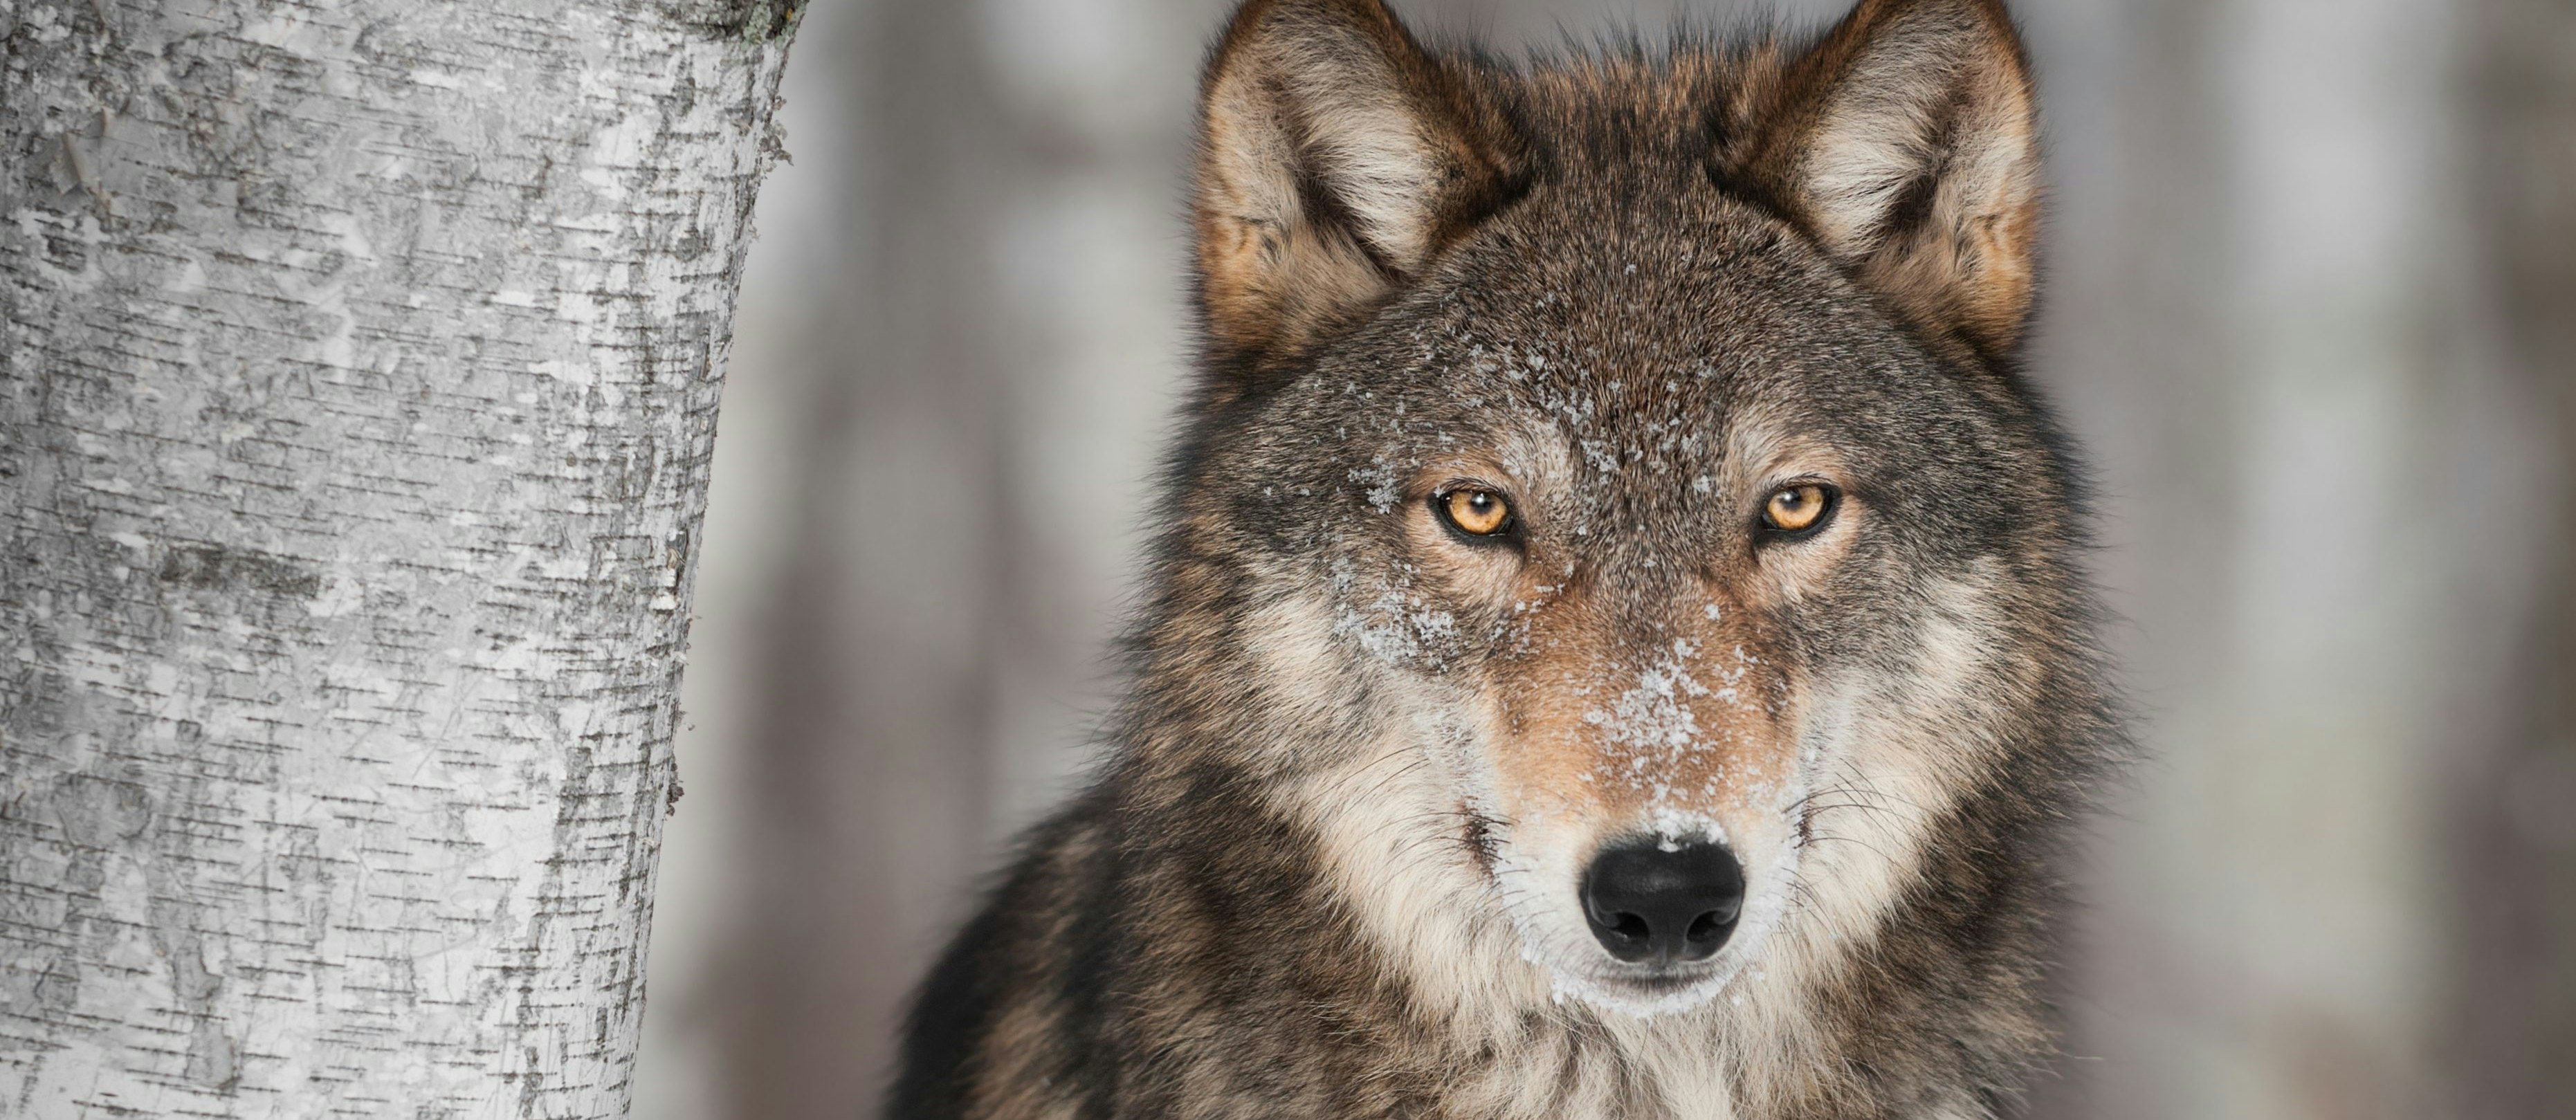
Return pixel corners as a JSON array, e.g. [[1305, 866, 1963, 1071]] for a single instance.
[[1248, 547, 2029, 1029], [1766, 562, 2038, 968]]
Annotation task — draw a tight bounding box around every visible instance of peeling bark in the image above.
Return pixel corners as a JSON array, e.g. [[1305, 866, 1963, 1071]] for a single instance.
[[0, 0, 797, 1114]]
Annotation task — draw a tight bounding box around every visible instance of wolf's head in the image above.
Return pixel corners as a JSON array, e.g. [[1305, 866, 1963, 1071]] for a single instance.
[[1151, 0, 2088, 1019]]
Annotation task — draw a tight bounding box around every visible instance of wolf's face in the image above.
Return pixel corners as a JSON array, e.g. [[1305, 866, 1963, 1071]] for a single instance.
[[1176, 0, 2058, 1016]]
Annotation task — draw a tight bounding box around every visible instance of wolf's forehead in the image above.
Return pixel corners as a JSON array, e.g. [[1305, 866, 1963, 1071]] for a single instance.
[[1378, 179, 1861, 499], [1418, 285, 1796, 450]]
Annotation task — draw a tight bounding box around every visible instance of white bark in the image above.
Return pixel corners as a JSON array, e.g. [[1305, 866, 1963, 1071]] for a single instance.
[[0, 0, 798, 1114]]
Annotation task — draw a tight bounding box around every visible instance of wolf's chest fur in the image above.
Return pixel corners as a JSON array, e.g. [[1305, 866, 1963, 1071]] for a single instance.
[[888, 1, 2111, 1117]]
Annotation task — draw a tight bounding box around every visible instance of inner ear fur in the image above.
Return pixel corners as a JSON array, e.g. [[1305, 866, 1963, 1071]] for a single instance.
[[1191, 0, 1521, 398], [1725, 0, 2042, 362]]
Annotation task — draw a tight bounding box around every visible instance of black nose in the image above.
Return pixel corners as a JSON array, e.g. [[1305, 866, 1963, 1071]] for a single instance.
[[1580, 838, 1745, 966]]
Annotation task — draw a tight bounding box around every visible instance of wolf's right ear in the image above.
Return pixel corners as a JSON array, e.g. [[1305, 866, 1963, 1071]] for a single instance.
[[1191, 0, 1519, 401]]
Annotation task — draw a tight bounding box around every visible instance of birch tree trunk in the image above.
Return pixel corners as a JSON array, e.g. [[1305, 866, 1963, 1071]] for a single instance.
[[0, 0, 798, 1114]]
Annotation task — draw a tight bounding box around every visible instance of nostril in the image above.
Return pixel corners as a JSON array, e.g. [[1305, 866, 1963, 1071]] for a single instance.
[[1686, 910, 1723, 944], [1579, 837, 1746, 966]]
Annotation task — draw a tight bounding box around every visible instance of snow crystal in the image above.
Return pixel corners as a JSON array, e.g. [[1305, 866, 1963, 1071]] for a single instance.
[[1349, 457, 1401, 514]]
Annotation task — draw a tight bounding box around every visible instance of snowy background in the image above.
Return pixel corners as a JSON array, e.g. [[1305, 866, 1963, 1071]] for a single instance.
[[631, 1, 2575, 1117]]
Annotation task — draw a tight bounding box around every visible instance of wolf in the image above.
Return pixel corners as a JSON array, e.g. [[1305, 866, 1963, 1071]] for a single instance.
[[890, 0, 2113, 1116]]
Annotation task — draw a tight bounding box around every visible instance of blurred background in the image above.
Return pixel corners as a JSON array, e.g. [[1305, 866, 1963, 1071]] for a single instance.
[[630, 0, 2574, 1117]]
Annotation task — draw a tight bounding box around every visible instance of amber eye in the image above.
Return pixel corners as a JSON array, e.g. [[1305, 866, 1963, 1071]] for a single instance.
[[1761, 483, 1836, 535], [1437, 488, 1515, 538]]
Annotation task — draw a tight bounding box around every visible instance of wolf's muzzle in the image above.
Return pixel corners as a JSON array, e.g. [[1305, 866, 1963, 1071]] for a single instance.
[[1579, 838, 1745, 966]]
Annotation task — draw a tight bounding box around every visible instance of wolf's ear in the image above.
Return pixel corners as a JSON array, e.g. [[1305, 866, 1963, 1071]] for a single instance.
[[1191, 0, 1519, 396], [1732, 0, 2041, 360]]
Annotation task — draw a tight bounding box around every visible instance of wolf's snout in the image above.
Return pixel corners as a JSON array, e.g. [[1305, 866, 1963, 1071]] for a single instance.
[[1580, 838, 1746, 966]]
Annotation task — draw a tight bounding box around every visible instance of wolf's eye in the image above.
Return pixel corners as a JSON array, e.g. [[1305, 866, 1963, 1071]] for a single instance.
[[1437, 488, 1515, 538], [1761, 483, 1836, 535]]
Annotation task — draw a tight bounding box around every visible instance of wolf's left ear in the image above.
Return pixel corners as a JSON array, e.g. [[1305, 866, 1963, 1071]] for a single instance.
[[1191, 0, 1520, 399], [1730, 0, 2041, 360]]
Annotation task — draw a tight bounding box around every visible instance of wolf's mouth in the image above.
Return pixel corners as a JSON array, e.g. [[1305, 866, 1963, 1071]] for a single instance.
[[1592, 962, 1724, 994], [1540, 951, 1753, 1018]]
